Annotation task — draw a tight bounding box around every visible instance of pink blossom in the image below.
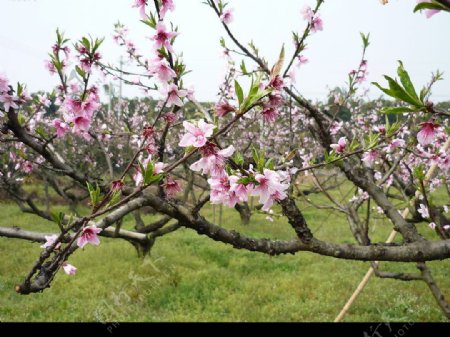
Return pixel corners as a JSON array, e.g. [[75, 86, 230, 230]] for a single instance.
[[62, 263, 77, 276], [53, 119, 70, 138], [229, 175, 249, 202], [418, 204, 429, 219], [132, 0, 148, 19], [330, 137, 347, 154], [154, 162, 166, 174], [112, 180, 125, 191], [262, 107, 278, 123], [252, 169, 289, 211], [362, 150, 379, 167], [22, 161, 33, 174], [440, 155, 450, 171], [386, 138, 405, 153], [70, 114, 91, 134], [65, 98, 83, 114], [151, 23, 178, 53], [45, 60, 56, 75], [40, 234, 61, 249], [0, 94, 19, 112], [187, 86, 196, 100], [444, 225, 450, 231], [310, 16, 323, 32], [220, 9, 234, 24], [163, 112, 177, 124], [82, 93, 100, 118], [149, 59, 177, 82], [208, 175, 241, 208], [215, 100, 236, 117], [179, 120, 215, 148], [297, 55, 309, 65], [190, 144, 235, 177], [429, 222, 436, 230], [163, 176, 182, 196], [77, 225, 102, 248], [160, 0, 175, 19], [301, 6, 314, 21], [330, 121, 343, 135], [160, 84, 187, 107], [268, 75, 285, 90], [417, 121, 439, 146], [267, 93, 283, 108], [0, 73, 9, 93]]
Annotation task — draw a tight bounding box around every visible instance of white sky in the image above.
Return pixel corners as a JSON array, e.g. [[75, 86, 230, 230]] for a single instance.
[[0, 0, 449, 102]]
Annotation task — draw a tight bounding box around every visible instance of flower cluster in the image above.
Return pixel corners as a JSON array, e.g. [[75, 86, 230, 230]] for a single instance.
[[53, 87, 100, 139], [301, 5, 323, 33], [0, 74, 19, 114], [179, 120, 290, 211]]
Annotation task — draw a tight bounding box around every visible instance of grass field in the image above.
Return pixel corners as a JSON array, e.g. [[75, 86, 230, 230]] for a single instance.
[[0, 184, 449, 322]]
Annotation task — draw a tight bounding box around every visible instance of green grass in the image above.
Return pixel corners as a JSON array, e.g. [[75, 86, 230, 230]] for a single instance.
[[0, 185, 449, 322]]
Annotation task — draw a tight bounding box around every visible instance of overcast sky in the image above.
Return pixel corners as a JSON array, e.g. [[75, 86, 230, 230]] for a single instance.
[[0, 0, 449, 102]]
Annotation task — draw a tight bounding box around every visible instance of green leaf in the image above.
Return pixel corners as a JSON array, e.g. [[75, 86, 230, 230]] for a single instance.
[[360, 32, 370, 49], [233, 151, 244, 166], [381, 106, 418, 115], [240, 60, 247, 75], [384, 75, 422, 107], [372, 81, 395, 97], [414, 2, 449, 13], [86, 182, 101, 207], [51, 211, 65, 226], [413, 164, 426, 181], [81, 37, 91, 52], [265, 158, 275, 170], [234, 80, 244, 107], [251, 146, 259, 165], [396, 61, 420, 103], [75, 65, 86, 78]]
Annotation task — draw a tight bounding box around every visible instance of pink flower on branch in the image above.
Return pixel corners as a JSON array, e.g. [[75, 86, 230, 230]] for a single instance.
[[301, 6, 314, 21], [252, 169, 289, 211], [0, 73, 9, 93], [0, 94, 19, 112], [301, 5, 323, 33], [330, 137, 347, 154], [160, 0, 175, 19], [179, 120, 215, 148], [418, 204, 429, 219], [62, 263, 77, 276], [77, 225, 102, 248], [220, 8, 234, 24], [215, 100, 236, 117], [160, 84, 187, 107], [151, 23, 178, 53], [45, 60, 56, 75], [362, 150, 379, 167], [53, 119, 70, 138], [190, 144, 235, 177], [262, 107, 279, 123], [40, 234, 61, 249], [417, 121, 439, 146], [310, 16, 323, 33], [69, 114, 91, 134], [149, 59, 177, 82], [163, 176, 182, 196], [132, 0, 148, 19]]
